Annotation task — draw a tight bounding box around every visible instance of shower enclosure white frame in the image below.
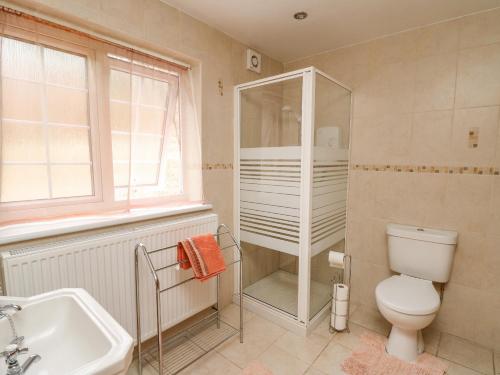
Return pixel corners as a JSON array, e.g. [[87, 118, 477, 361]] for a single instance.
[[233, 67, 352, 335]]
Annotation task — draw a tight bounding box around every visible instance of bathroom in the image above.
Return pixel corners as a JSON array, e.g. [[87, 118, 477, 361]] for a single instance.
[[0, 0, 499, 374]]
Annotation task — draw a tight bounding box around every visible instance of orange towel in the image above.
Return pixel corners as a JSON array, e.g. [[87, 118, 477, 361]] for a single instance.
[[177, 234, 226, 281]]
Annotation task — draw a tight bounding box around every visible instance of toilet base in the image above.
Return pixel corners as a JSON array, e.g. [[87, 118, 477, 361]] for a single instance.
[[386, 326, 420, 362]]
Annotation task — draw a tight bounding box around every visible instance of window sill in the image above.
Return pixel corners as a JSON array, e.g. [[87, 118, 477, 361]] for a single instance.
[[0, 203, 213, 246]]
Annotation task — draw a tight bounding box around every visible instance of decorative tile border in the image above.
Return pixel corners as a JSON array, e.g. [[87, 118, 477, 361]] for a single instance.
[[202, 163, 233, 170], [352, 164, 500, 175]]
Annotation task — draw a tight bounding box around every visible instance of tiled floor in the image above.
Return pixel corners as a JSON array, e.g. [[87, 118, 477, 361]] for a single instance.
[[127, 304, 498, 375]]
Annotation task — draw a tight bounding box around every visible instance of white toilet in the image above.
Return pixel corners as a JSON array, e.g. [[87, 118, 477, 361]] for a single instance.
[[375, 224, 458, 362]]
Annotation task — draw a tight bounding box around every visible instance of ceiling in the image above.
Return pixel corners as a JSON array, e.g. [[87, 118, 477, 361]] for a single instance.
[[161, 0, 500, 62]]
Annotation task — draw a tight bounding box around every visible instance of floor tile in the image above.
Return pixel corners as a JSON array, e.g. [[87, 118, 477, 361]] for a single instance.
[[258, 345, 310, 375], [127, 359, 158, 375], [274, 331, 330, 364], [178, 352, 241, 375], [312, 315, 335, 340], [443, 359, 485, 375], [306, 368, 328, 375], [217, 315, 286, 368], [438, 333, 494, 375], [423, 327, 442, 355], [311, 342, 351, 375], [331, 322, 369, 350], [220, 303, 255, 329], [349, 305, 391, 336]]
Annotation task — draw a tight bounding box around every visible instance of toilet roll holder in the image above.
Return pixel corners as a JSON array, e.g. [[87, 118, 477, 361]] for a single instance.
[[329, 254, 352, 334]]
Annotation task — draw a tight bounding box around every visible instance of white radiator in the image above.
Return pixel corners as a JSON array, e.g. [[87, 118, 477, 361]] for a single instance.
[[1, 213, 218, 342]]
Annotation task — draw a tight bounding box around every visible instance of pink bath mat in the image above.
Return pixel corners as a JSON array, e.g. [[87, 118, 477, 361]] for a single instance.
[[342, 332, 448, 375]]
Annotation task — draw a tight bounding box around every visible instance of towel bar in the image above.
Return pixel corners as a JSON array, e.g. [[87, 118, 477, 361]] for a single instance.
[[134, 224, 243, 375]]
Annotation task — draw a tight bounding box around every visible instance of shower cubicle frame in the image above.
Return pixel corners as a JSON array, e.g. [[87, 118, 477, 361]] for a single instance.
[[233, 67, 353, 335]]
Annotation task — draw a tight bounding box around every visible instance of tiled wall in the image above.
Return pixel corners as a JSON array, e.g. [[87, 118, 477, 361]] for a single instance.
[[2, 0, 284, 306], [286, 9, 500, 350]]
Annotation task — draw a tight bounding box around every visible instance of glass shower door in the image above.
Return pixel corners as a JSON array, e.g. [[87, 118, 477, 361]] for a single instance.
[[238, 75, 303, 317]]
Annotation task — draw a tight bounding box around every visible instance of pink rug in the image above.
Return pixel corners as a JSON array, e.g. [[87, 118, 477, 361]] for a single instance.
[[342, 332, 448, 375]]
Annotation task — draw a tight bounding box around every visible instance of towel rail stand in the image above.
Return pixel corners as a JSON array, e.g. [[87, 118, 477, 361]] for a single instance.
[[134, 224, 243, 375]]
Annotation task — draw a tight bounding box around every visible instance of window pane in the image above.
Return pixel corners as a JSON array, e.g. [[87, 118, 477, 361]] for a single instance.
[[2, 78, 43, 121], [110, 70, 131, 101], [1, 37, 42, 81], [110, 101, 131, 131], [132, 135, 162, 162], [131, 163, 158, 185], [1, 165, 49, 202], [111, 133, 131, 161], [113, 163, 129, 187], [138, 107, 165, 134], [48, 126, 91, 163], [46, 86, 88, 124], [2, 122, 46, 162], [133, 75, 168, 107], [51, 165, 92, 198], [44, 48, 87, 89]]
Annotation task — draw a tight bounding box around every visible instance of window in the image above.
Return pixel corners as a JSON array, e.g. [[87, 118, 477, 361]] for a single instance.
[[1, 37, 94, 203], [108, 55, 182, 202], [0, 10, 201, 224]]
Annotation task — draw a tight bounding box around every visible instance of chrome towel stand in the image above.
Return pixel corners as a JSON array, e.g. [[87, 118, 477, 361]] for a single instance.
[[134, 224, 243, 375]]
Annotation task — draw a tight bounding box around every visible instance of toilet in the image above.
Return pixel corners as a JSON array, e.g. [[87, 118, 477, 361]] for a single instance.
[[375, 224, 458, 362]]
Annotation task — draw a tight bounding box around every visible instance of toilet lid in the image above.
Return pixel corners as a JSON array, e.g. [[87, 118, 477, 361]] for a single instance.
[[376, 275, 440, 315]]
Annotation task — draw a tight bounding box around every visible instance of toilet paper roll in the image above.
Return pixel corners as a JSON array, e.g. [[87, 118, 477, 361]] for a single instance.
[[332, 300, 348, 316], [332, 283, 349, 301], [331, 313, 347, 331], [328, 251, 345, 269]]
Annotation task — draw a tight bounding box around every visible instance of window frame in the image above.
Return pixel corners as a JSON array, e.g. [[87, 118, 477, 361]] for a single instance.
[[0, 31, 104, 220]]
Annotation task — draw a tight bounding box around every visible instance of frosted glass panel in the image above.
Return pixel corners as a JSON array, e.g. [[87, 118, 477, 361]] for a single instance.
[[133, 135, 162, 162], [1, 165, 49, 202], [48, 126, 91, 162], [44, 48, 87, 89], [134, 75, 169, 107], [46, 86, 88, 124], [2, 79, 43, 121], [138, 107, 165, 134], [131, 164, 158, 185], [113, 163, 130, 187], [111, 133, 131, 161], [0, 36, 94, 203], [1, 37, 42, 81], [110, 102, 131, 131], [109, 69, 131, 101], [2, 122, 46, 162], [51, 165, 93, 198]]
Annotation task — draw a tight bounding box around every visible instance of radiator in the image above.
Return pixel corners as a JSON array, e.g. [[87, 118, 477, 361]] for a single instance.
[[0, 213, 218, 342]]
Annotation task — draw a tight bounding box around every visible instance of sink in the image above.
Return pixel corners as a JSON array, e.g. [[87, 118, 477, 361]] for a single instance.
[[0, 289, 133, 375]]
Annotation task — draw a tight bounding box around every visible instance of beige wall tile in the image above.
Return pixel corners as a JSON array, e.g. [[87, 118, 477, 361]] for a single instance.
[[415, 19, 460, 57], [459, 8, 500, 49], [410, 110, 454, 165], [456, 43, 500, 108], [414, 53, 457, 112]]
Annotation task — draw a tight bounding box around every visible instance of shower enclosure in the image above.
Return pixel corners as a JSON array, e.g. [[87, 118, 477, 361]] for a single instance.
[[234, 67, 352, 334]]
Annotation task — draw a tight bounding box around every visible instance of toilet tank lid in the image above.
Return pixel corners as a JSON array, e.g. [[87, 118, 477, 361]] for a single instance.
[[386, 224, 458, 245]]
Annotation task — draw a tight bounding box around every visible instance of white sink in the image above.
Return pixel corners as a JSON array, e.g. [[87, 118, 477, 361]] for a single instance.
[[0, 289, 133, 375]]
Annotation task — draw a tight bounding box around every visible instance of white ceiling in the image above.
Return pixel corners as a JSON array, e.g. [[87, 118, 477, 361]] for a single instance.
[[161, 0, 500, 62]]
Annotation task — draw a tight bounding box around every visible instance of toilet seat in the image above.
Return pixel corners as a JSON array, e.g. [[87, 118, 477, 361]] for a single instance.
[[376, 275, 440, 315]]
